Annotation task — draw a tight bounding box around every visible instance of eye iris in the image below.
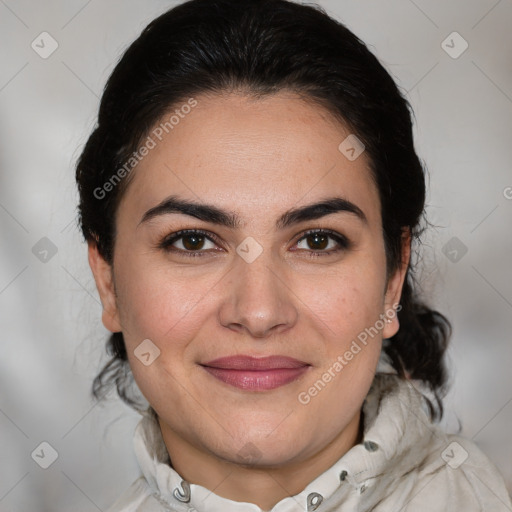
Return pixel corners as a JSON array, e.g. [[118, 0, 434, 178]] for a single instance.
[[307, 232, 328, 250], [175, 232, 335, 252], [183, 234, 205, 250]]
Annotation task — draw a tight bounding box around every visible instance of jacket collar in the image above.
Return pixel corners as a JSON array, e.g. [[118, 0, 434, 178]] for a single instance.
[[133, 357, 438, 511]]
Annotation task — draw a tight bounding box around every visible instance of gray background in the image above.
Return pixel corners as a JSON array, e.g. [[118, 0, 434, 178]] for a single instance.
[[0, 0, 511, 510]]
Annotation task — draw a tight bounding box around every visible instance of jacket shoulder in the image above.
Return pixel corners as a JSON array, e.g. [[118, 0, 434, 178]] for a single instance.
[[104, 476, 159, 512], [406, 433, 512, 511]]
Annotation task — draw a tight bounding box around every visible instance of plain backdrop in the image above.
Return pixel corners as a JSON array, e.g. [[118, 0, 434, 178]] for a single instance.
[[0, 1, 511, 510]]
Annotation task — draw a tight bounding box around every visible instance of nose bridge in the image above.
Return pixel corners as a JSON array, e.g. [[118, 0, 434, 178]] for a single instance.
[[219, 244, 297, 337], [239, 250, 277, 299]]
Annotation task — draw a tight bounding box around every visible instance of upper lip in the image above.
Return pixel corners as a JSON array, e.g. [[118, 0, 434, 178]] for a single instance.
[[201, 355, 309, 370]]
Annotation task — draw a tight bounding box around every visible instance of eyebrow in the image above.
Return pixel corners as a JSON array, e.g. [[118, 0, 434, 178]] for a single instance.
[[138, 194, 367, 229]]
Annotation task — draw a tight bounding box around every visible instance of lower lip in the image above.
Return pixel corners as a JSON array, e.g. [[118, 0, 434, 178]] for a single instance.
[[201, 366, 310, 391]]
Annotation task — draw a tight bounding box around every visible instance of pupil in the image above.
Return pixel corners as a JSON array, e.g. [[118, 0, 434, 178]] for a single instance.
[[183, 234, 204, 250], [309, 233, 328, 250]]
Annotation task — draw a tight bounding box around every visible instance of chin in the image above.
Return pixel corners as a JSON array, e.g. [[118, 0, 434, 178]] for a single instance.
[[225, 443, 303, 469], [213, 426, 307, 468]]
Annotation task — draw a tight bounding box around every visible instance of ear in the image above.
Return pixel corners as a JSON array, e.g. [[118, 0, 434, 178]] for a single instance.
[[88, 240, 122, 333], [382, 228, 411, 339]]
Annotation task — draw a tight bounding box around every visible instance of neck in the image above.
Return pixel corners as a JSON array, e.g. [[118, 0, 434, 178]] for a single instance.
[[158, 411, 362, 511]]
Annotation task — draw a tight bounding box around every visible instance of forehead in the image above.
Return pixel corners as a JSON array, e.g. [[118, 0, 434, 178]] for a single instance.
[[118, 91, 381, 229]]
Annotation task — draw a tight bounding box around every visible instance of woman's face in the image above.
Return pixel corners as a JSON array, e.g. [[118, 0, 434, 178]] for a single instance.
[[90, 91, 408, 468]]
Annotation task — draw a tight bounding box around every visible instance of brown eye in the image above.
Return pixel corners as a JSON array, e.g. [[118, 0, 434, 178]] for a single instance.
[[304, 232, 329, 250], [181, 233, 206, 250], [294, 229, 350, 256], [158, 228, 349, 258], [159, 229, 219, 256]]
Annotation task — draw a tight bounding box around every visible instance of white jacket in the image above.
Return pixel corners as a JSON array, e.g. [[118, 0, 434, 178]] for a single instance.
[[106, 369, 512, 511]]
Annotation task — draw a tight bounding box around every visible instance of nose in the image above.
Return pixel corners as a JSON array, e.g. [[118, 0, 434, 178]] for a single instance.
[[218, 249, 298, 339]]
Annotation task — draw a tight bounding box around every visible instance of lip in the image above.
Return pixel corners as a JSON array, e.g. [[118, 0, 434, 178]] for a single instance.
[[202, 355, 309, 370], [200, 355, 310, 391]]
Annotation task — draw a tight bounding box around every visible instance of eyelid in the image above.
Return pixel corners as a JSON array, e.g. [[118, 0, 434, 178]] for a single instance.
[[292, 228, 351, 253], [157, 228, 223, 250], [158, 228, 351, 256]]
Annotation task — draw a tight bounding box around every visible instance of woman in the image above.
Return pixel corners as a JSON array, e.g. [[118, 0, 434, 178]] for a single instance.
[[75, 0, 512, 510]]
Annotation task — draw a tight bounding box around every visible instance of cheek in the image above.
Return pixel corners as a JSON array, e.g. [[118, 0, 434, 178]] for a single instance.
[[113, 259, 211, 410], [297, 267, 385, 427], [113, 256, 213, 351], [300, 260, 386, 341]]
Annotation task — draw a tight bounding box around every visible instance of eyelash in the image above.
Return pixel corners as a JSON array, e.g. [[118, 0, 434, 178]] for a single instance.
[[157, 228, 351, 258]]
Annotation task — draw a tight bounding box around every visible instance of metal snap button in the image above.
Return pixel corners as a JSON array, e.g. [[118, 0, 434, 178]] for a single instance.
[[173, 480, 191, 503], [307, 492, 323, 511], [363, 440, 379, 452]]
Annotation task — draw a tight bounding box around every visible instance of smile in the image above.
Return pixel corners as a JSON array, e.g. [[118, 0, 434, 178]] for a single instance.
[[200, 355, 311, 391]]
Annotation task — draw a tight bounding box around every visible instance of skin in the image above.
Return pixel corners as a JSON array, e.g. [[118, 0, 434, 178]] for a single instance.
[[88, 91, 410, 511]]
